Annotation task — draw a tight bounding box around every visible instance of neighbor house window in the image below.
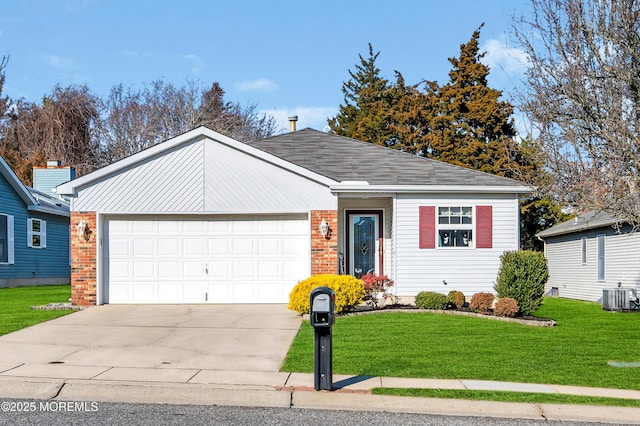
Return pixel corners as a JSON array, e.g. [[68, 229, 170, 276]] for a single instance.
[[597, 234, 605, 281], [0, 214, 14, 264], [27, 218, 46, 248], [438, 207, 473, 247], [581, 236, 587, 265]]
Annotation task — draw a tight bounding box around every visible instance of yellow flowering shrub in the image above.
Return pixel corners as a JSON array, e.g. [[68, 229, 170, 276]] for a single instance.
[[287, 274, 365, 314]]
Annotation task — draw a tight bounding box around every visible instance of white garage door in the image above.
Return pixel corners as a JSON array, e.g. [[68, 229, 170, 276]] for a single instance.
[[104, 215, 309, 304]]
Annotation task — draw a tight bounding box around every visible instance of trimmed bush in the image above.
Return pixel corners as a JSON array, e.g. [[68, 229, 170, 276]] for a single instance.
[[494, 297, 519, 317], [287, 274, 365, 315], [494, 250, 549, 315], [469, 292, 494, 314], [447, 290, 466, 308], [415, 291, 449, 310]]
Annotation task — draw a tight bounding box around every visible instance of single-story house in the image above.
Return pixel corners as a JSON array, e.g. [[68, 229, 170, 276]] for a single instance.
[[537, 210, 640, 302], [56, 126, 530, 306], [0, 155, 71, 287]]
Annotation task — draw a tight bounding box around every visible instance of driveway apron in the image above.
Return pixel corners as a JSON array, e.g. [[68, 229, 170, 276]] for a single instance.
[[0, 305, 302, 382]]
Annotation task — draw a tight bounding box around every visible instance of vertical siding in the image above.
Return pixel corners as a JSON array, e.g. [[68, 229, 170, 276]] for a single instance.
[[0, 175, 70, 284], [394, 193, 520, 297], [545, 226, 640, 302]]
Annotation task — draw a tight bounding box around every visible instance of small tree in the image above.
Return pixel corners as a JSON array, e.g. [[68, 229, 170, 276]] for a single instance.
[[495, 250, 549, 315]]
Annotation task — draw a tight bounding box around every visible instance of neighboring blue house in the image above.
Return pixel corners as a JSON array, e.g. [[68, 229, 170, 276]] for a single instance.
[[0, 155, 71, 287]]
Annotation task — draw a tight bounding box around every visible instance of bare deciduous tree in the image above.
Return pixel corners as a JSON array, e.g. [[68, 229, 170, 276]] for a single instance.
[[515, 0, 640, 222], [102, 80, 277, 163]]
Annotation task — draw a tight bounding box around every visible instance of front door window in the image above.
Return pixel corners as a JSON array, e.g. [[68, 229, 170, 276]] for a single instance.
[[348, 212, 381, 278]]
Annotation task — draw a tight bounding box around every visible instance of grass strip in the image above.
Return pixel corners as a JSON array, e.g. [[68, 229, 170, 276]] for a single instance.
[[372, 388, 640, 407]]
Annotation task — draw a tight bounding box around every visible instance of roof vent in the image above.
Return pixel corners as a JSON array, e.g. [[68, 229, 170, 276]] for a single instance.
[[288, 115, 298, 132]]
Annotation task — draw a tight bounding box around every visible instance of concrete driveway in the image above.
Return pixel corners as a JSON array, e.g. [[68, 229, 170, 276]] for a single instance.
[[0, 304, 302, 386]]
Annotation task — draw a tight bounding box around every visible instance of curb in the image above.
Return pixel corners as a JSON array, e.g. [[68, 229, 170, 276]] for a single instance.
[[1, 377, 639, 424]]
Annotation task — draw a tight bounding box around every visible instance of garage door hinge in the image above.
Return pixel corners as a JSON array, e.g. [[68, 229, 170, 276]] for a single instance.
[[205, 292, 208, 302]]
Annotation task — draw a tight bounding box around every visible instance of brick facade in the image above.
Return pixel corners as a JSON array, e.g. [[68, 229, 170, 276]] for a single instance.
[[310, 210, 338, 275], [70, 211, 97, 306]]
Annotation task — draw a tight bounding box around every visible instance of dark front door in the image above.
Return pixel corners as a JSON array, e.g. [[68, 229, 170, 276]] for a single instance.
[[347, 211, 383, 278]]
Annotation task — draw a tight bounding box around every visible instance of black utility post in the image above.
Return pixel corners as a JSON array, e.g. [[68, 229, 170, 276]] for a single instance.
[[309, 287, 335, 391]]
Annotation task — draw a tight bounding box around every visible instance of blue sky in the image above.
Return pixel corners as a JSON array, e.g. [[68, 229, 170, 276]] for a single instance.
[[1, 0, 531, 134]]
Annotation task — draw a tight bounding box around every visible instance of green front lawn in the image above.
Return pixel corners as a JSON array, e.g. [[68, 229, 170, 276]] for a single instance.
[[0, 285, 73, 336], [282, 298, 640, 390]]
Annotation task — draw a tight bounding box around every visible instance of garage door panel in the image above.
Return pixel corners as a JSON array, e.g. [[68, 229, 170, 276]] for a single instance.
[[158, 262, 180, 279], [158, 239, 180, 256], [208, 239, 230, 255], [105, 216, 309, 304], [158, 284, 179, 302], [258, 239, 279, 255], [184, 239, 206, 256], [133, 239, 154, 256], [183, 283, 205, 302], [132, 283, 155, 302], [233, 261, 255, 277], [209, 261, 231, 279], [133, 262, 155, 279], [232, 239, 254, 255]]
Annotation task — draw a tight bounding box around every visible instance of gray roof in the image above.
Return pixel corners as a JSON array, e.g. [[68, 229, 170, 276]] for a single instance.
[[536, 210, 618, 239], [28, 187, 70, 217], [249, 128, 528, 188]]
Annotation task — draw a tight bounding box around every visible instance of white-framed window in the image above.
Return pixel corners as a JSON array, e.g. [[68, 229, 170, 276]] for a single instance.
[[27, 218, 47, 249], [581, 236, 587, 265], [0, 214, 14, 264], [437, 206, 473, 247], [597, 234, 605, 281]]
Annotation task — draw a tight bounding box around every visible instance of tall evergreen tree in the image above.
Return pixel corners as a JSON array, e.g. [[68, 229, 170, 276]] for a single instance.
[[328, 44, 394, 146], [427, 25, 521, 177]]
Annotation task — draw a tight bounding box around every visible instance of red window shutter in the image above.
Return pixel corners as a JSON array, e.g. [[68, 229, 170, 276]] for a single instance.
[[476, 206, 493, 249], [419, 206, 436, 249]]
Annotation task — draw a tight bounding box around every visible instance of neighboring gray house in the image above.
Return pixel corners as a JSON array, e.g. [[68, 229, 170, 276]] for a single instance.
[[0, 156, 71, 287], [57, 127, 530, 306], [537, 211, 640, 302]]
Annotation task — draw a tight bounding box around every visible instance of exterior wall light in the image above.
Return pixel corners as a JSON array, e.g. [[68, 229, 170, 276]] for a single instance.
[[319, 219, 330, 238], [77, 220, 88, 240]]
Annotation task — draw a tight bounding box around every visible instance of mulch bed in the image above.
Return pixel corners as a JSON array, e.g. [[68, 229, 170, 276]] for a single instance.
[[344, 304, 557, 327]]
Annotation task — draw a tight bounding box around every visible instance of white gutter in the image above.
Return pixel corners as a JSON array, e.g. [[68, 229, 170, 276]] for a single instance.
[[330, 183, 532, 194]]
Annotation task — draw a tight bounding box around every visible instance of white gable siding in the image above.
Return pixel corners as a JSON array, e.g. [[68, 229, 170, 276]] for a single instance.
[[72, 137, 336, 213], [545, 226, 640, 302], [394, 193, 520, 297]]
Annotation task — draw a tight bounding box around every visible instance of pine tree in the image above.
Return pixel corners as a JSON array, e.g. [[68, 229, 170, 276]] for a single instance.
[[427, 25, 520, 177], [328, 44, 394, 146]]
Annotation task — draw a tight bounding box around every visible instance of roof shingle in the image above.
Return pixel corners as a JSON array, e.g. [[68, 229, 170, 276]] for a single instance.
[[249, 128, 528, 188]]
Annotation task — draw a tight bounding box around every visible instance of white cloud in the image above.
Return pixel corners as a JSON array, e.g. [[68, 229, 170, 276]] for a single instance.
[[261, 106, 338, 132], [481, 36, 529, 76], [180, 53, 204, 75], [45, 54, 77, 69], [236, 78, 279, 93]]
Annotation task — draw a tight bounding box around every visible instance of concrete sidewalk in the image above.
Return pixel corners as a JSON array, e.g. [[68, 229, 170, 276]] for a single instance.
[[1, 370, 639, 424]]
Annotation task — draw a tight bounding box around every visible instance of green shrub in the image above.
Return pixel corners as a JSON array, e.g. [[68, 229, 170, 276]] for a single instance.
[[415, 291, 449, 309], [447, 290, 466, 308], [494, 297, 519, 317], [494, 250, 549, 315], [469, 292, 494, 314], [287, 274, 365, 314]]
